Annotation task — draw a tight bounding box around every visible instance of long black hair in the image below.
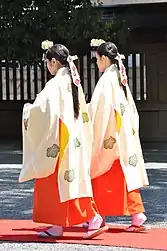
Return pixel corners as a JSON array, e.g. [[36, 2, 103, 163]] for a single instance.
[[45, 44, 80, 119], [96, 42, 127, 98]]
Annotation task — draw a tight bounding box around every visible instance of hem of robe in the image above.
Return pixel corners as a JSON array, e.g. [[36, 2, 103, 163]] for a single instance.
[[33, 162, 97, 227], [33, 118, 97, 227], [92, 159, 145, 217]]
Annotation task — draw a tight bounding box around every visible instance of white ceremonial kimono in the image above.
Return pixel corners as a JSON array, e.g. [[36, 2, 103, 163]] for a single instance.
[[88, 64, 149, 192], [19, 67, 93, 202]]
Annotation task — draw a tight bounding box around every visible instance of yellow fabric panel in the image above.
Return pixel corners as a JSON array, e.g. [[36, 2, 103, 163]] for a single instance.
[[115, 110, 122, 134], [59, 120, 69, 162]]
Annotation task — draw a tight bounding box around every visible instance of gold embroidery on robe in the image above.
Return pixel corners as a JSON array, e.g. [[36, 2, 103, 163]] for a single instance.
[[129, 154, 138, 167], [104, 136, 116, 149], [120, 103, 125, 116], [64, 169, 75, 182], [67, 83, 72, 92], [46, 144, 60, 158], [74, 138, 81, 148], [82, 112, 89, 123]]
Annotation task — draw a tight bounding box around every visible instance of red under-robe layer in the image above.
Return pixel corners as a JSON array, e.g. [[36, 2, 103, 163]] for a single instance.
[[92, 159, 145, 216], [33, 120, 97, 227]]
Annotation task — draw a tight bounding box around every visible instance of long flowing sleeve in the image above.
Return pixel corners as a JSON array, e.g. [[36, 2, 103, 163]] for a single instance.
[[88, 65, 149, 190], [19, 81, 60, 183], [89, 76, 119, 179]]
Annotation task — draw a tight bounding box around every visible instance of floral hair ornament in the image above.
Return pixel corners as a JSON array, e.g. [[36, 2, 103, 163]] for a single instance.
[[67, 55, 81, 87], [90, 38, 105, 57], [90, 39, 105, 47], [41, 40, 54, 60], [115, 53, 127, 86]]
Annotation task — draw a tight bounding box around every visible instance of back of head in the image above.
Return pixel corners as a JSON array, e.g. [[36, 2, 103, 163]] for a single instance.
[[46, 44, 69, 65], [97, 41, 128, 98], [97, 42, 118, 62], [45, 43, 80, 120]]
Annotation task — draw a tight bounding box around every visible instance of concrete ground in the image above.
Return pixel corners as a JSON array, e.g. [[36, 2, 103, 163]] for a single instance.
[[0, 141, 167, 250]]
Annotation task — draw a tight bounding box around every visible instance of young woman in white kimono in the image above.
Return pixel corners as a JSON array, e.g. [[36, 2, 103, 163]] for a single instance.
[[19, 43, 109, 239], [84, 41, 149, 232]]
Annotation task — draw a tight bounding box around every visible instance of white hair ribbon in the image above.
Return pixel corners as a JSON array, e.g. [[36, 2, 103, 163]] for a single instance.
[[67, 55, 81, 87], [115, 53, 127, 86]]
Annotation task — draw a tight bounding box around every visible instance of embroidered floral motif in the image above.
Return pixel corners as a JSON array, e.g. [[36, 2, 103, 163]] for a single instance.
[[82, 112, 89, 123], [118, 75, 122, 86], [104, 136, 116, 149], [120, 66, 127, 86], [24, 119, 29, 131], [67, 83, 72, 92], [74, 138, 81, 148], [46, 144, 60, 158], [122, 78, 127, 86], [64, 169, 75, 183], [132, 128, 135, 135], [129, 154, 138, 167], [75, 79, 80, 86], [120, 103, 125, 116]]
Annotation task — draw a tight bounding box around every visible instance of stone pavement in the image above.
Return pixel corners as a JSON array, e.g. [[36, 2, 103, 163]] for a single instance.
[[0, 141, 167, 250]]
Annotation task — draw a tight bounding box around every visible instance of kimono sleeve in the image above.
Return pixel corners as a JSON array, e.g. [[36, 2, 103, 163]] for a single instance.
[[20, 87, 60, 182], [90, 81, 114, 154]]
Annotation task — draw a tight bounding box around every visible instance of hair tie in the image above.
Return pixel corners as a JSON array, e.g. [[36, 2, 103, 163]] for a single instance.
[[67, 55, 81, 87], [115, 53, 127, 86]]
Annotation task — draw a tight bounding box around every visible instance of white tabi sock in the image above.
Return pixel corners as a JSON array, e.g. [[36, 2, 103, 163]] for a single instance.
[[88, 214, 103, 230], [38, 225, 63, 237], [132, 212, 147, 226]]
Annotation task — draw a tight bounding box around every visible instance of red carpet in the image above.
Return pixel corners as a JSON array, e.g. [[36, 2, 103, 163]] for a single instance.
[[0, 220, 166, 250]]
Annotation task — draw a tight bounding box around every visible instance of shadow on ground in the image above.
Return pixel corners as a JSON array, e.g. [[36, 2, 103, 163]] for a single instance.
[[106, 169, 167, 226], [0, 168, 167, 227]]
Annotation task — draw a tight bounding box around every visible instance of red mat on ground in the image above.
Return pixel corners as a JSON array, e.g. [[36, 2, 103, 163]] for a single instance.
[[0, 220, 166, 250]]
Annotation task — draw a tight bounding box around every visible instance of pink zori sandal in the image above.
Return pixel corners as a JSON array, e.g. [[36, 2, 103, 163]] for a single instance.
[[82, 220, 106, 229], [83, 225, 109, 239], [125, 225, 151, 232]]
